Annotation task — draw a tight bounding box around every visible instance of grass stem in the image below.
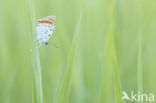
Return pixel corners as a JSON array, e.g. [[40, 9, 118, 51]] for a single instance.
[[27, 0, 43, 103]]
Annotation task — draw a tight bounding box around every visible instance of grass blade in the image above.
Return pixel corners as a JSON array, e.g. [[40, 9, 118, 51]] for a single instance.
[[112, 36, 123, 103], [99, 1, 114, 102], [100, 0, 123, 102], [27, 0, 43, 103], [57, 9, 83, 103], [137, 0, 143, 103]]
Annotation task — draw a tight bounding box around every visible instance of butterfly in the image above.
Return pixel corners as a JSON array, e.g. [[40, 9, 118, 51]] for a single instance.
[[37, 16, 56, 46]]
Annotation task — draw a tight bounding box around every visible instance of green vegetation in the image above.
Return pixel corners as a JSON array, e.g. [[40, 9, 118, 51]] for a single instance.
[[0, 0, 156, 103]]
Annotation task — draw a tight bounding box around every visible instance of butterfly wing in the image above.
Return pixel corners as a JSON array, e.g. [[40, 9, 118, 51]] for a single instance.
[[37, 16, 56, 45]]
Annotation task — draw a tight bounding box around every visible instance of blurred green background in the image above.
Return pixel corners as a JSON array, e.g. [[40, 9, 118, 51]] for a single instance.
[[0, 0, 156, 103]]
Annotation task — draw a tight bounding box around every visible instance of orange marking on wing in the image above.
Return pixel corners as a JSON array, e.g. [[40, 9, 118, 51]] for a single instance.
[[39, 20, 53, 24], [49, 18, 56, 23]]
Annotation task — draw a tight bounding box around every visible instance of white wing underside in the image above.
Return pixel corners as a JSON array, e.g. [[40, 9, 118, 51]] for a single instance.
[[37, 16, 56, 45], [37, 24, 55, 45]]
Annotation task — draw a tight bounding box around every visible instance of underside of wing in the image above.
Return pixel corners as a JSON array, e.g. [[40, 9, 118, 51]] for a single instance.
[[37, 16, 56, 45]]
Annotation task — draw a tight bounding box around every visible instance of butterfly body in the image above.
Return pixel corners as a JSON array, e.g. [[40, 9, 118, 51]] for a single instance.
[[37, 16, 56, 45]]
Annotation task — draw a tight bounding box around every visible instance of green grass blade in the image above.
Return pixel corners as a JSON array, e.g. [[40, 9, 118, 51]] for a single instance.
[[137, 0, 143, 103], [111, 0, 123, 102], [27, 0, 43, 103], [112, 36, 123, 103], [57, 9, 83, 103], [100, 0, 123, 102], [99, 1, 114, 102]]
